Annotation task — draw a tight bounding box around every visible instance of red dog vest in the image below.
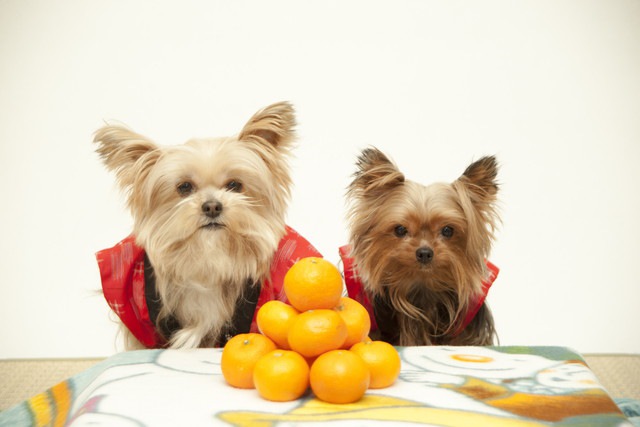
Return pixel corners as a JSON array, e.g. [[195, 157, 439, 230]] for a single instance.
[[96, 226, 322, 348], [338, 245, 499, 337]]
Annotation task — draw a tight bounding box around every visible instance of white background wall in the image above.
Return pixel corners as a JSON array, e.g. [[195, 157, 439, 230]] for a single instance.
[[1, 0, 638, 358]]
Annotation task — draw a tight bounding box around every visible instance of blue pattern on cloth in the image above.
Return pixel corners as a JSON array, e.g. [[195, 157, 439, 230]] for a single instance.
[[616, 398, 640, 427]]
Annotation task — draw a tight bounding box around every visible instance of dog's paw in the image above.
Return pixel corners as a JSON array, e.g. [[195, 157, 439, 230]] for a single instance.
[[169, 328, 204, 349]]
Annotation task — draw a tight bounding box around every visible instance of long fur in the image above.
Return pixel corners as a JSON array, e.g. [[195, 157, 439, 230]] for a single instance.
[[346, 148, 500, 346], [94, 102, 296, 349]]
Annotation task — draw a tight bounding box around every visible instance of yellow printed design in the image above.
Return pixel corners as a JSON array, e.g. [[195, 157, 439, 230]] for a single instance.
[[27, 381, 73, 427], [218, 395, 545, 427]]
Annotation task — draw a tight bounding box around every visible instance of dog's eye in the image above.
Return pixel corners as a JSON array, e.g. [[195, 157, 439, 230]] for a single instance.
[[177, 181, 195, 196], [441, 226, 454, 238], [225, 180, 243, 193], [394, 225, 408, 238]]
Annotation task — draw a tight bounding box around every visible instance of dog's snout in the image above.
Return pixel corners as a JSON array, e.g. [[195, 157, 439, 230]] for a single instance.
[[415, 247, 434, 264], [202, 200, 223, 218]]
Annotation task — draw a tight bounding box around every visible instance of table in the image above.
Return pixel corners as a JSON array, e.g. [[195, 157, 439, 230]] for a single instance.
[[0, 346, 631, 426]]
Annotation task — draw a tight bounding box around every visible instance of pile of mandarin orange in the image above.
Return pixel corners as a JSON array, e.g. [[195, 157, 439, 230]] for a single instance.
[[220, 257, 401, 403]]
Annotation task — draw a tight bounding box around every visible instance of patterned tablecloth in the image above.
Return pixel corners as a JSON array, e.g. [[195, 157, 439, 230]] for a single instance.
[[0, 346, 631, 426]]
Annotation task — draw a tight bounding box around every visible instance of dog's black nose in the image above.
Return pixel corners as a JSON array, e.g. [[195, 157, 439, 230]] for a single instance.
[[202, 200, 223, 218], [416, 247, 434, 264]]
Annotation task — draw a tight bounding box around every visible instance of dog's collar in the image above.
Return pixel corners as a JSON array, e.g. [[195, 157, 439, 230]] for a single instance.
[[338, 245, 499, 341], [457, 260, 499, 336], [96, 235, 162, 348]]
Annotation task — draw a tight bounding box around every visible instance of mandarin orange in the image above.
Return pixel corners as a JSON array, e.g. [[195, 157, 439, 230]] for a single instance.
[[334, 297, 371, 349], [283, 257, 343, 312], [309, 349, 370, 403], [287, 309, 347, 358], [220, 333, 276, 389], [253, 349, 310, 402], [256, 300, 299, 349], [350, 340, 401, 389]]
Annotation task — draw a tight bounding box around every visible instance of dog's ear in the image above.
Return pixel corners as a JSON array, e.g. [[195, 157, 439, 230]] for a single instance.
[[458, 156, 499, 201], [455, 156, 500, 255], [93, 124, 159, 190], [238, 101, 296, 149], [349, 147, 405, 196]]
